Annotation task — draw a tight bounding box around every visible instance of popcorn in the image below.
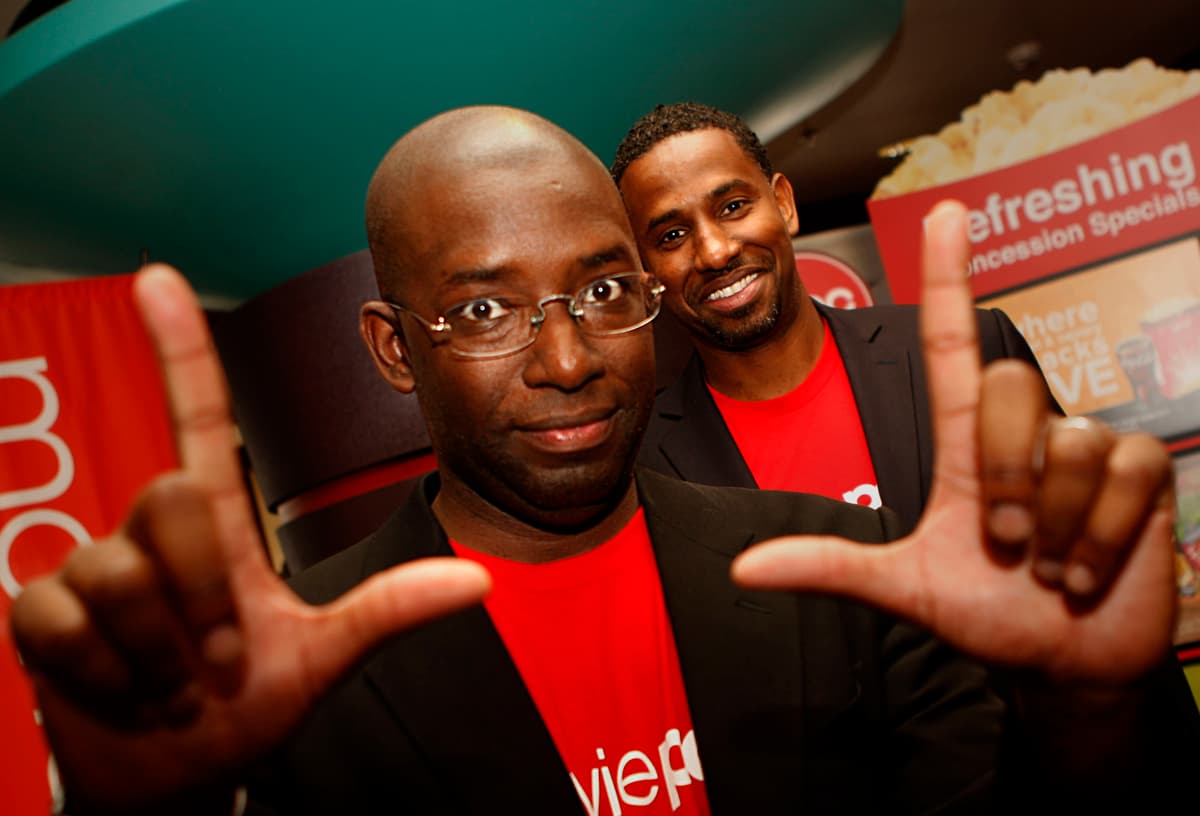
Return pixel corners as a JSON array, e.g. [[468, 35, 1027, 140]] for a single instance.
[[872, 59, 1200, 199]]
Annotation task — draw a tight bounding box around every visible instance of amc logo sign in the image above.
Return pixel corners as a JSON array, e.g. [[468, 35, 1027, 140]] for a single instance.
[[0, 357, 91, 600], [795, 251, 874, 310]]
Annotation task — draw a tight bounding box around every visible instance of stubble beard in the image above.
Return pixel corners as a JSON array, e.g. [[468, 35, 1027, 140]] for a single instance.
[[695, 298, 781, 352], [441, 405, 650, 534]]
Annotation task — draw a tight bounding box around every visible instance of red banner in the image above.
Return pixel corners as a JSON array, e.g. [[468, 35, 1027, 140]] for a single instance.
[[869, 94, 1200, 304], [0, 276, 177, 813]]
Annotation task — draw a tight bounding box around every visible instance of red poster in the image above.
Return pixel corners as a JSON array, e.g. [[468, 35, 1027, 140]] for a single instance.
[[869, 93, 1200, 305], [0, 276, 177, 813]]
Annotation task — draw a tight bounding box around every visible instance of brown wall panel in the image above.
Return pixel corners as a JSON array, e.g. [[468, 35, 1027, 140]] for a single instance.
[[209, 251, 430, 510]]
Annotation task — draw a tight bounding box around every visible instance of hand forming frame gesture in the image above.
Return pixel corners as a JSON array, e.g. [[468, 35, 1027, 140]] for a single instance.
[[10, 266, 490, 813], [735, 201, 1177, 684]]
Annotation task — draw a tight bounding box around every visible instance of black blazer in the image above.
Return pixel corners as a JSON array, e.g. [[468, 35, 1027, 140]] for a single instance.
[[639, 302, 1049, 533], [254, 470, 1003, 814]]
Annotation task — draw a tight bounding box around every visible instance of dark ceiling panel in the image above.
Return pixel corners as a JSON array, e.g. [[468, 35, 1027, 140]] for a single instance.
[[771, 0, 1200, 233], [0, 0, 903, 300]]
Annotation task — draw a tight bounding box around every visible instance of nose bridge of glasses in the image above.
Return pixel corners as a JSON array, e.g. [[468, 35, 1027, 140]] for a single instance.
[[531, 292, 585, 327]]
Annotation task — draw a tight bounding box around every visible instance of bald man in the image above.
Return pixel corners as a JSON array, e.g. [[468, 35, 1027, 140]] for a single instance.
[[11, 107, 1195, 814]]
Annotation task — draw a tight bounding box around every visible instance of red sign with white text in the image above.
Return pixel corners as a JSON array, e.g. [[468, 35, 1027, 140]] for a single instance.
[[869, 94, 1200, 304], [795, 251, 874, 310], [0, 276, 177, 814]]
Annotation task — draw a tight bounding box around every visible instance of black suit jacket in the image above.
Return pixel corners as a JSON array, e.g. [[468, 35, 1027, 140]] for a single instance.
[[254, 470, 1003, 814], [639, 302, 1048, 533]]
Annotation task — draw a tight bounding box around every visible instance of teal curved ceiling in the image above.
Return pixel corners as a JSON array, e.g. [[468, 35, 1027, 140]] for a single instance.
[[0, 0, 903, 300]]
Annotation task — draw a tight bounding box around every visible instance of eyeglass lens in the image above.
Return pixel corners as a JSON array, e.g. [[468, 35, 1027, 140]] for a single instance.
[[445, 274, 658, 356]]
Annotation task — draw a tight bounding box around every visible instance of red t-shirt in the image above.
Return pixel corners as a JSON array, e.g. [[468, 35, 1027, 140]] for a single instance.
[[709, 320, 881, 509], [450, 510, 710, 816]]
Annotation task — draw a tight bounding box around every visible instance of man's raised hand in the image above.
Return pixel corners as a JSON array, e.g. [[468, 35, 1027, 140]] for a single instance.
[[10, 265, 489, 811], [732, 201, 1176, 686]]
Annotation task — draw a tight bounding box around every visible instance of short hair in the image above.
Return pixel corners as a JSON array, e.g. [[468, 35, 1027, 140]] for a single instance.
[[611, 102, 772, 185]]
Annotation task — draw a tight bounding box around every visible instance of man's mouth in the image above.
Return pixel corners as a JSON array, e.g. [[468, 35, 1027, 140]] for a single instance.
[[518, 409, 617, 453], [704, 272, 760, 302], [699, 270, 763, 311]]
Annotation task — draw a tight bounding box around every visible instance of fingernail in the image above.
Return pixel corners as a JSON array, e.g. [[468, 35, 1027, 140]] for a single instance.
[[1064, 563, 1096, 596], [922, 200, 965, 237], [135, 264, 178, 293], [1033, 559, 1064, 584], [988, 502, 1034, 544]]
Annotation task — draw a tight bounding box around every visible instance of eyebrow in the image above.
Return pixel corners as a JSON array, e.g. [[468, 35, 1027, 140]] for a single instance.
[[644, 178, 753, 235], [442, 268, 504, 288], [437, 246, 631, 294], [581, 245, 635, 269]]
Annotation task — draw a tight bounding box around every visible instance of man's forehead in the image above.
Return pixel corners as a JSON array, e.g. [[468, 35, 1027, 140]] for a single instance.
[[368, 107, 635, 295], [428, 241, 639, 289], [623, 131, 762, 215], [651, 129, 754, 176], [395, 168, 636, 289], [417, 156, 627, 229], [423, 209, 637, 276]]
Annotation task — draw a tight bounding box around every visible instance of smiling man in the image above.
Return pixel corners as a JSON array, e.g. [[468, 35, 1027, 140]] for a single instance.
[[10, 106, 1197, 815], [614, 103, 1051, 533]]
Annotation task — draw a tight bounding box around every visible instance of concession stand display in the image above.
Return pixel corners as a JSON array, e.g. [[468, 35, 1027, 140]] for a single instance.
[[867, 61, 1200, 668]]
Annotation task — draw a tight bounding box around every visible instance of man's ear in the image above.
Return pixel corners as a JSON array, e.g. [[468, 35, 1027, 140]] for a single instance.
[[360, 301, 416, 393], [771, 172, 800, 236]]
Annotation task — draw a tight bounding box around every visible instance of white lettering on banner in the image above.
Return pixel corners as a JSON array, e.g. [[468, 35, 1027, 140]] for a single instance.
[[0, 357, 91, 599], [570, 727, 704, 815], [842, 483, 882, 510], [1087, 187, 1200, 238], [0, 510, 91, 599], [962, 141, 1200, 280], [1046, 361, 1119, 405], [1012, 303, 1120, 408], [969, 224, 1086, 276], [0, 358, 74, 510], [965, 142, 1197, 241], [1016, 302, 1100, 340]]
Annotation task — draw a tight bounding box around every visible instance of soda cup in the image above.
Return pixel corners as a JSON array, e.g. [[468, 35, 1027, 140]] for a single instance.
[[1115, 334, 1165, 406]]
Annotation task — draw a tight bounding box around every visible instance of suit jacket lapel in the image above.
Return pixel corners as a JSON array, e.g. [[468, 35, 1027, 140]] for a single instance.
[[638, 470, 809, 812], [821, 303, 926, 532], [654, 354, 758, 489], [358, 479, 583, 813]]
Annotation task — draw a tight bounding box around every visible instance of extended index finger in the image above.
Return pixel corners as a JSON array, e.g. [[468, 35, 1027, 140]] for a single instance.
[[920, 201, 982, 494], [133, 266, 258, 561]]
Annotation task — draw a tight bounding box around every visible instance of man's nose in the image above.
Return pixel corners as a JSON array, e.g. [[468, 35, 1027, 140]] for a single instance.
[[694, 219, 740, 272], [521, 302, 604, 391]]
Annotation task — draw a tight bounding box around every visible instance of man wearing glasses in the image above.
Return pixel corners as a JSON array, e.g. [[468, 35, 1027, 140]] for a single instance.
[[11, 106, 1196, 814]]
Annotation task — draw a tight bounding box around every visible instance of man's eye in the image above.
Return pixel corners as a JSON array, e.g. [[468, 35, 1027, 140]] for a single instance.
[[720, 199, 748, 217], [658, 228, 686, 247], [451, 298, 512, 323], [580, 277, 629, 304]]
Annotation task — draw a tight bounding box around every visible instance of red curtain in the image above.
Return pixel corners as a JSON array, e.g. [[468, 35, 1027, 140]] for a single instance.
[[0, 275, 177, 813]]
